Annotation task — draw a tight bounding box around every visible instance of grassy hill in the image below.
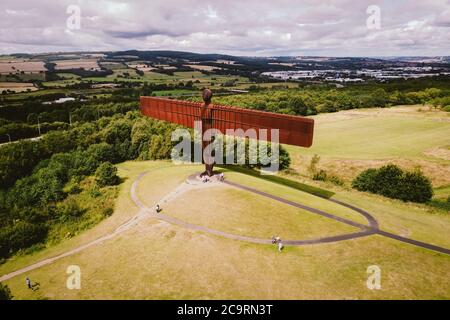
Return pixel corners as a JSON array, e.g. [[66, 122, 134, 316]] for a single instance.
[[1, 161, 449, 299], [286, 105, 450, 189]]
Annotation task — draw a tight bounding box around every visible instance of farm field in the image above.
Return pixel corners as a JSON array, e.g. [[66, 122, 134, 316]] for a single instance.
[[0, 82, 37, 93], [83, 69, 252, 89], [54, 59, 101, 71], [1, 161, 449, 299], [0, 59, 46, 74]]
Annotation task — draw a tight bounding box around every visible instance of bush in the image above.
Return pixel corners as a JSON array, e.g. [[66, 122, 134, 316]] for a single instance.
[[0, 283, 12, 300], [64, 178, 82, 194], [0, 221, 48, 258], [352, 164, 433, 203], [313, 169, 327, 181], [89, 185, 101, 198], [57, 198, 85, 220], [95, 162, 119, 187], [351, 168, 378, 192], [307, 154, 321, 177], [328, 175, 345, 186], [87, 143, 117, 163], [103, 207, 114, 217]]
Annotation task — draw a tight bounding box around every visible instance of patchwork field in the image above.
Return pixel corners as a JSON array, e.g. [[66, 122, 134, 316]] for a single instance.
[[0, 59, 46, 74], [0, 82, 37, 93], [54, 59, 100, 71], [183, 64, 221, 71], [126, 63, 156, 72], [1, 161, 449, 299]]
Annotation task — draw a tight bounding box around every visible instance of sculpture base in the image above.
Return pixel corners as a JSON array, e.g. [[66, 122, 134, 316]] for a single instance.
[[200, 163, 215, 177], [186, 172, 224, 185]]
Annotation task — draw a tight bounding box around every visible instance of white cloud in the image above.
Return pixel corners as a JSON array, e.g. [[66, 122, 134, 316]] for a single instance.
[[0, 0, 448, 56]]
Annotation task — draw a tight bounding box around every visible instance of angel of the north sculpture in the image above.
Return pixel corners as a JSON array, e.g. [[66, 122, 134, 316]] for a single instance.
[[140, 89, 314, 176]]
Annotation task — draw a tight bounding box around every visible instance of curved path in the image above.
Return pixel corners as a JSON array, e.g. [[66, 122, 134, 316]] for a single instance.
[[145, 173, 378, 245], [1, 169, 449, 283], [222, 178, 450, 254], [133, 172, 450, 254]]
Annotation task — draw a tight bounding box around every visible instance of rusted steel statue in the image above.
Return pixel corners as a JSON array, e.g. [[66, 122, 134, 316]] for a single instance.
[[140, 89, 314, 176], [200, 89, 215, 176]]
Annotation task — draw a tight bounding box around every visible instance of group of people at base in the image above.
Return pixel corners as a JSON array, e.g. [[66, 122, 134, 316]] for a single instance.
[[201, 172, 224, 183]]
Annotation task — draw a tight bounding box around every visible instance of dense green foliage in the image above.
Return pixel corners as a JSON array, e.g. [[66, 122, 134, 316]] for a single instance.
[[0, 111, 177, 259], [0, 121, 69, 143], [95, 162, 119, 187], [0, 283, 12, 300], [352, 164, 433, 203], [211, 85, 450, 115]]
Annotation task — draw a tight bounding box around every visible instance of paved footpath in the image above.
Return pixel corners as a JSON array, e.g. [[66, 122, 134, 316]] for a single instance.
[[224, 179, 450, 254]]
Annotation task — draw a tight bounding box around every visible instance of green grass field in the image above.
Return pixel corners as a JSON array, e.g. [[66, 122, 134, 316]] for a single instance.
[[286, 105, 450, 190], [83, 69, 251, 90], [1, 161, 449, 299]]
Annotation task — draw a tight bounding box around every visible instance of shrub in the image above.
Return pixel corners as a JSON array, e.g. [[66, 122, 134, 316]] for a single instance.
[[64, 178, 82, 194], [87, 143, 117, 163], [89, 185, 101, 198], [352, 164, 433, 203], [0, 283, 12, 300], [278, 145, 291, 170], [328, 175, 345, 186], [103, 207, 114, 217], [95, 162, 119, 187], [0, 221, 48, 258], [313, 169, 327, 181], [308, 154, 321, 177], [57, 198, 85, 220]]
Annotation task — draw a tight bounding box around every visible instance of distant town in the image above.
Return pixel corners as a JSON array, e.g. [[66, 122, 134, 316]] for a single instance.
[[262, 65, 450, 83]]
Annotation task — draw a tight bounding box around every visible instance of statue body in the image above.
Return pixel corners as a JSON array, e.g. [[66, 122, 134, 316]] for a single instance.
[[200, 89, 215, 177]]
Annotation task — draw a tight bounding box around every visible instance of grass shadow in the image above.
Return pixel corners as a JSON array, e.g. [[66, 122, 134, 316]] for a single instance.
[[427, 199, 450, 212], [217, 165, 335, 199]]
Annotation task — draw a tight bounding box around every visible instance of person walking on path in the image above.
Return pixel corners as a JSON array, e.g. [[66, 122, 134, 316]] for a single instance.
[[278, 240, 284, 252], [271, 236, 277, 244], [26, 277, 32, 289]]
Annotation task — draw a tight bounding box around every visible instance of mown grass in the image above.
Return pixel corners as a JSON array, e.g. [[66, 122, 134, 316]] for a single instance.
[[287, 109, 450, 160], [286, 105, 450, 190], [218, 164, 334, 198], [1, 161, 450, 299], [163, 184, 359, 239]]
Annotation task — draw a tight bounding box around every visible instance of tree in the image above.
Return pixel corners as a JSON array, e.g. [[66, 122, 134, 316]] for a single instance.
[[352, 164, 433, 203], [288, 97, 308, 115], [0, 221, 48, 258], [0, 283, 12, 300], [87, 143, 116, 163], [95, 162, 119, 187]]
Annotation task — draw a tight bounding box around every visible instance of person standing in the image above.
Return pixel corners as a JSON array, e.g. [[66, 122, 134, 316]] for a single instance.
[[26, 277, 32, 289], [278, 240, 284, 252]]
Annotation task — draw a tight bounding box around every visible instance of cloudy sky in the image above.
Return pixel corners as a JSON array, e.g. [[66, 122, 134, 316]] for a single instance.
[[0, 0, 449, 56]]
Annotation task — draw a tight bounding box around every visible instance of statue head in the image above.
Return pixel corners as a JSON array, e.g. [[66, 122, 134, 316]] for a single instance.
[[202, 89, 213, 104]]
